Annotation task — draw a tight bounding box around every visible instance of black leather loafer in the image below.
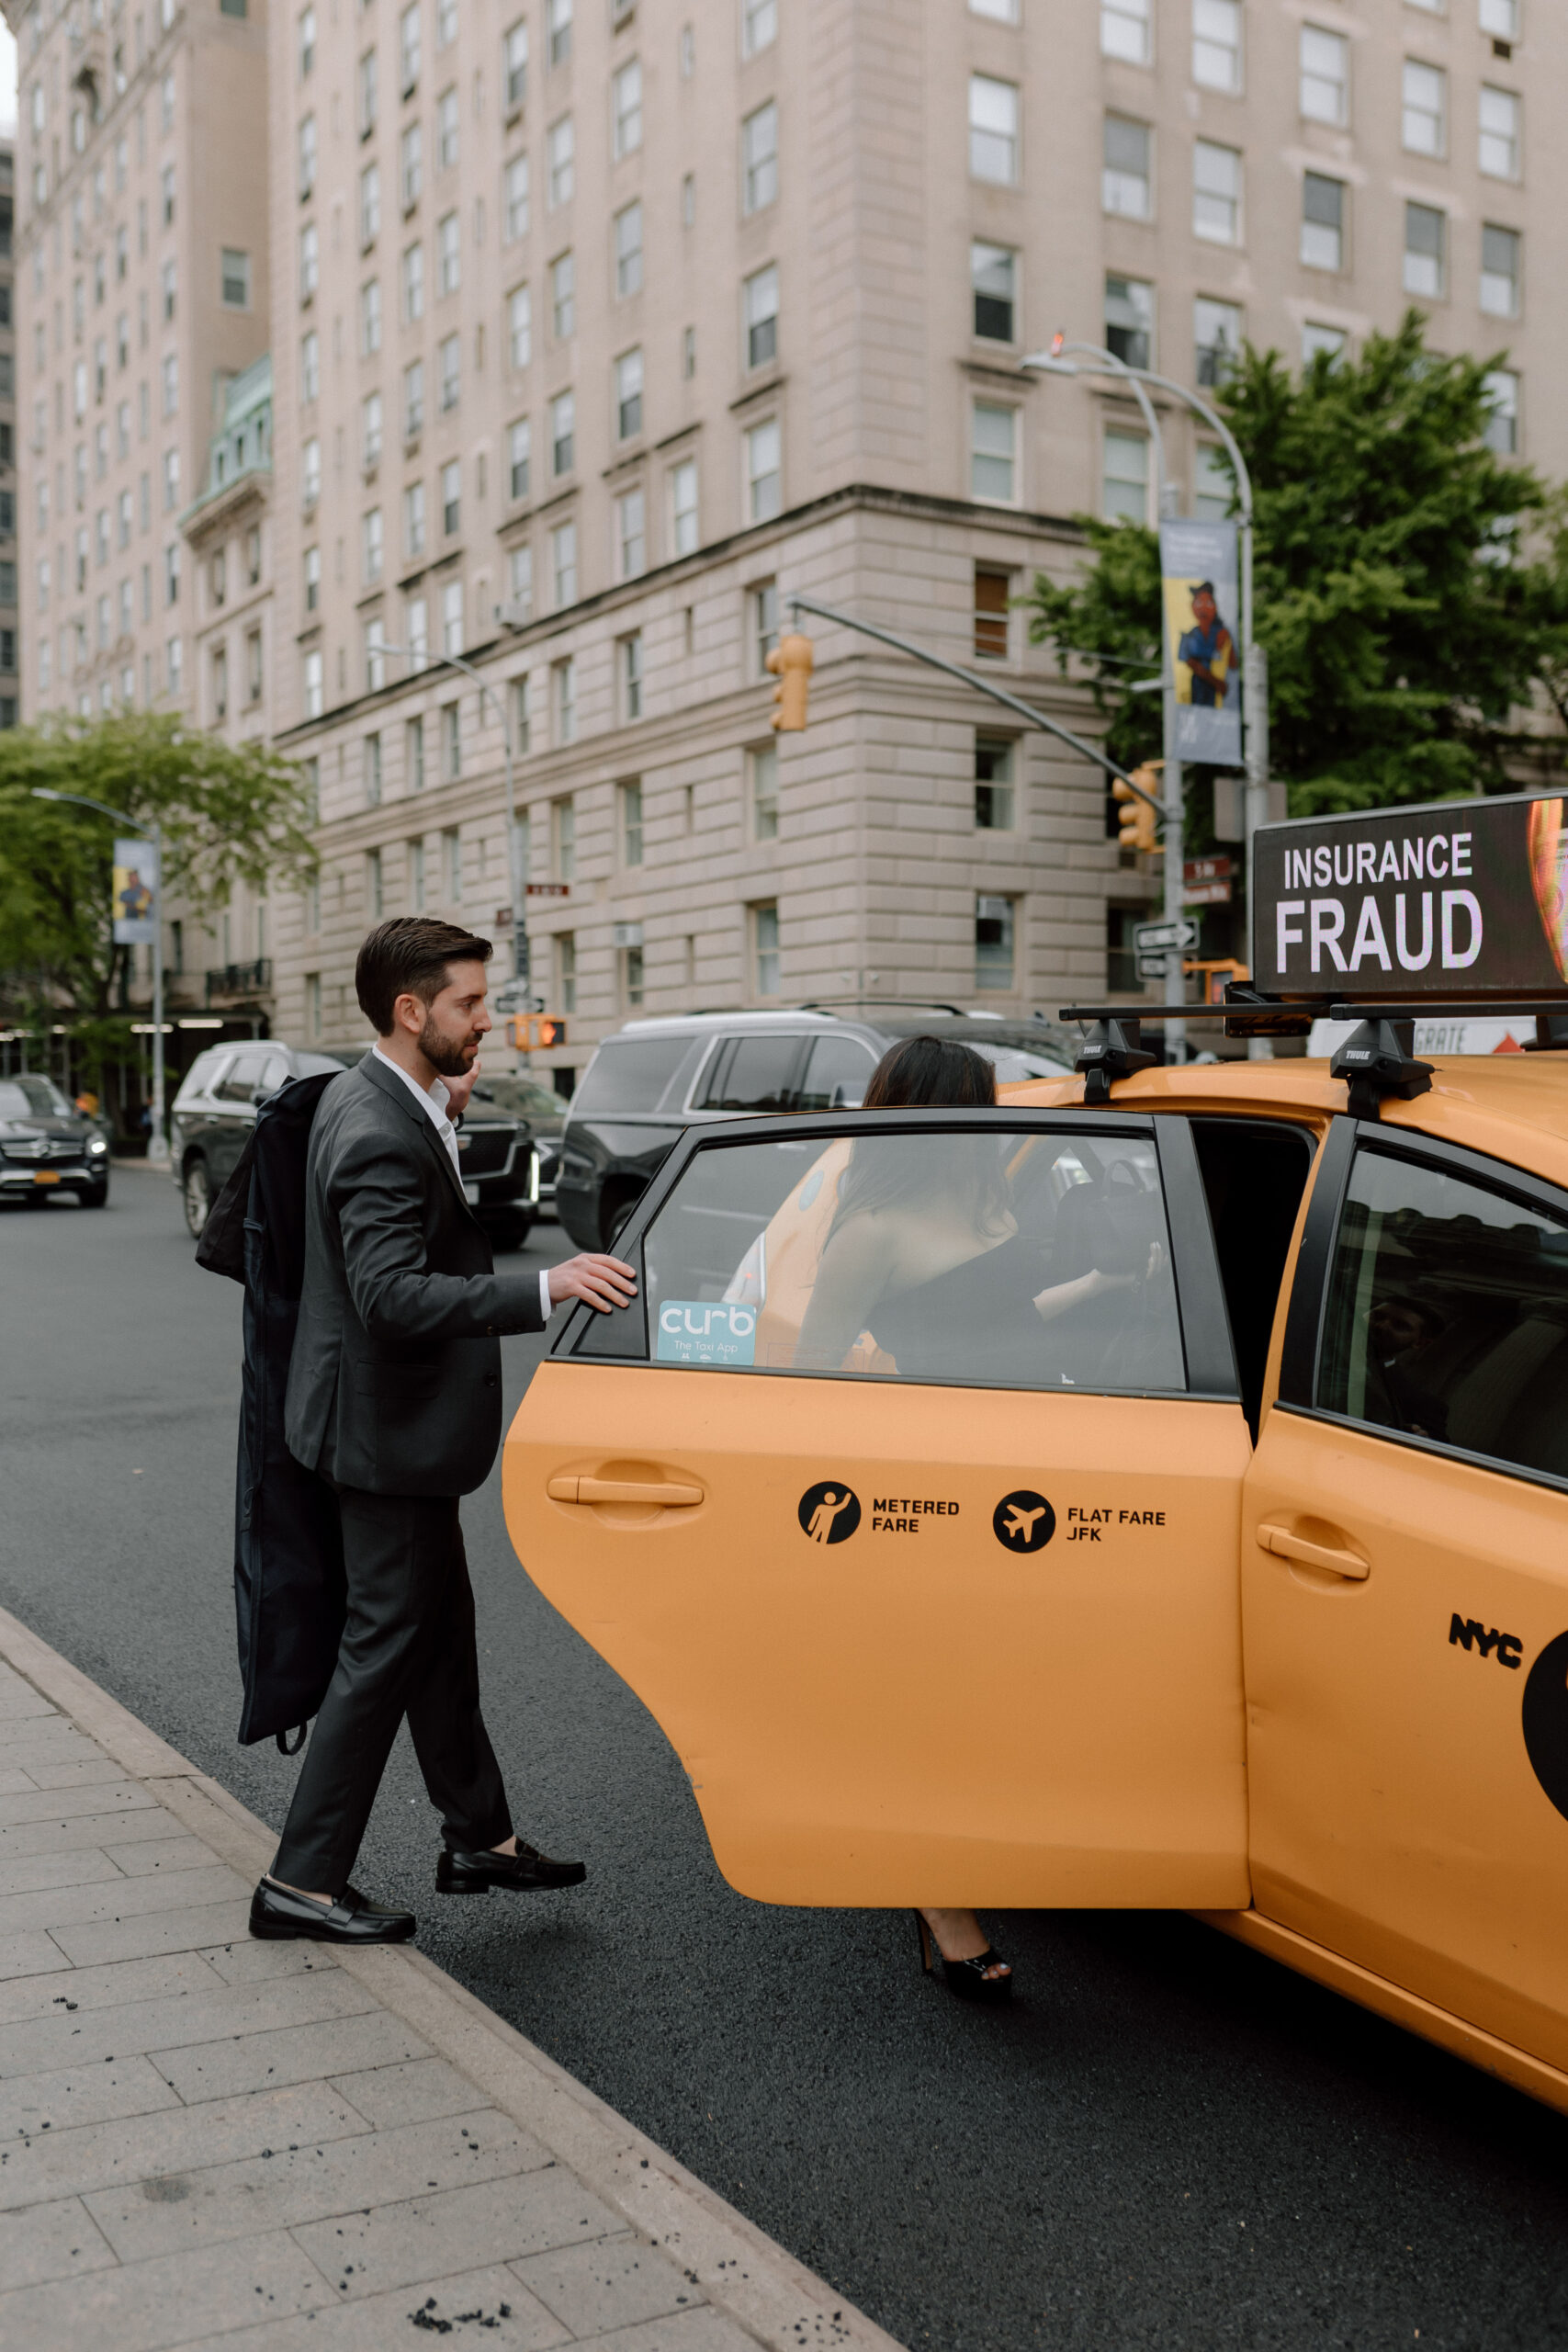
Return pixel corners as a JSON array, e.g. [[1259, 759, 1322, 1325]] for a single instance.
[[250, 1878, 417, 1943], [435, 1839, 587, 1894]]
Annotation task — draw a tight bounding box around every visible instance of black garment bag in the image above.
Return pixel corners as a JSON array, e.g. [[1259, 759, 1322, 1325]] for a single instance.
[[197, 1073, 346, 1750]]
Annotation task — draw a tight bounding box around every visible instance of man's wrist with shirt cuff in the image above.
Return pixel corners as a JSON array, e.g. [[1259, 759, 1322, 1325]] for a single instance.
[[539, 1269, 554, 1322]]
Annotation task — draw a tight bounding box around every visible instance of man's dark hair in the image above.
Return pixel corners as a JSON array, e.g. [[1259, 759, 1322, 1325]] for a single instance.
[[355, 917, 493, 1035]]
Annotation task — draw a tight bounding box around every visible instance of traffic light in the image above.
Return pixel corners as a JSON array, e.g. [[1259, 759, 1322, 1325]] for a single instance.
[[506, 1014, 568, 1050], [1113, 763, 1161, 854], [765, 631, 815, 730]]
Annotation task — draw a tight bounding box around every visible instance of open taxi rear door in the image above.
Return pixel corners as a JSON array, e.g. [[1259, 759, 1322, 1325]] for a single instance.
[[505, 1108, 1254, 1909]]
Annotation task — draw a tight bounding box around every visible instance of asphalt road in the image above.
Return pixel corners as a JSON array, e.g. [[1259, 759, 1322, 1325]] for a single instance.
[[5, 1165, 1568, 2351]]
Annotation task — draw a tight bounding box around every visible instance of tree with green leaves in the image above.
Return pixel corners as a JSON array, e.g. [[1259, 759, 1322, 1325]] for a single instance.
[[0, 713, 317, 1027], [1025, 312, 1568, 818]]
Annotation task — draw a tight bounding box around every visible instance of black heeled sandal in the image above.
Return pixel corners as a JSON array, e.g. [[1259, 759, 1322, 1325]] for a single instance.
[[914, 1910, 1013, 2003]]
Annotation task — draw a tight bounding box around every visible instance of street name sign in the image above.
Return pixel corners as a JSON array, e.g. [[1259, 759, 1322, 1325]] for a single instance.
[[1134, 917, 1201, 956]]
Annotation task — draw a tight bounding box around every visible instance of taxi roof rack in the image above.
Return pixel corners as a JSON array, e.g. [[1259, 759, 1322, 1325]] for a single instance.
[[1060, 994, 1568, 1116]]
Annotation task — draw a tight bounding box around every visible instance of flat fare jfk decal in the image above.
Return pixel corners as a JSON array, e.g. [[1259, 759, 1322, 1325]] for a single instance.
[[796, 1486, 1168, 1553]]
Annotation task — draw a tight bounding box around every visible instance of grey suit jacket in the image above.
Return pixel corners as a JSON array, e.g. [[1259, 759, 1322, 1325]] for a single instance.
[[283, 1054, 546, 1496]]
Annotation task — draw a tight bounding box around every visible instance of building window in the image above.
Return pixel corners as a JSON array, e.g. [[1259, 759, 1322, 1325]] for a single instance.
[[220, 248, 251, 309], [970, 404, 1016, 504], [1481, 224, 1520, 319], [300, 331, 320, 404], [749, 741, 779, 841], [548, 116, 575, 207], [744, 265, 779, 369], [976, 894, 1015, 991], [406, 714, 426, 789], [305, 973, 322, 1039], [246, 628, 263, 703], [613, 59, 642, 158], [620, 778, 644, 865], [365, 731, 383, 807], [511, 674, 532, 754], [442, 827, 462, 904], [750, 580, 780, 676], [404, 242, 425, 322], [975, 737, 1014, 830], [552, 251, 575, 337], [547, 0, 573, 69], [1192, 0, 1241, 92], [621, 632, 644, 721], [1103, 429, 1148, 523], [743, 0, 777, 58], [409, 837, 427, 913], [359, 44, 379, 138], [615, 200, 644, 297], [400, 0, 422, 92], [299, 6, 317, 79], [1100, 0, 1150, 65], [364, 506, 383, 582], [438, 85, 459, 173], [1301, 321, 1346, 367], [1103, 116, 1151, 217], [401, 121, 423, 209], [615, 347, 643, 440], [1193, 445, 1232, 520], [502, 544, 533, 622], [442, 457, 461, 536], [553, 791, 577, 876], [1193, 141, 1241, 244], [671, 458, 698, 557], [1299, 25, 1347, 125], [505, 153, 530, 243], [746, 419, 782, 522], [508, 419, 532, 503], [969, 75, 1019, 184], [362, 278, 382, 356], [437, 209, 460, 296], [558, 932, 578, 1016], [1483, 368, 1518, 457], [366, 616, 389, 691], [742, 100, 779, 212], [974, 567, 1010, 661], [1194, 296, 1241, 387], [1480, 0, 1517, 33], [1106, 907, 1143, 993], [442, 579, 464, 656], [1404, 201, 1445, 300], [617, 485, 646, 580], [971, 243, 1015, 343], [554, 660, 577, 747], [442, 698, 461, 776], [303, 648, 324, 718], [366, 846, 384, 919], [405, 359, 426, 437], [1402, 60, 1447, 157], [509, 284, 533, 371], [753, 901, 781, 996], [551, 518, 578, 607], [1301, 173, 1344, 272], [304, 435, 321, 508], [407, 592, 430, 664], [1479, 85, 1520, 180], [360, 164, 380, 247], [616, 928, 645, 1011], [550, 389, 575, 475], [439, 333, 460, 410], [304, 545, 321, 611]]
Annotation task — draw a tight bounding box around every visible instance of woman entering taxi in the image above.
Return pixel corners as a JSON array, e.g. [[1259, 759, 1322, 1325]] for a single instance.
[[796, 1035, 1161, 2004]]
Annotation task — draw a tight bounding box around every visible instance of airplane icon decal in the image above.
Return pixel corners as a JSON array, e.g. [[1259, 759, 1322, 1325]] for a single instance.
[[992, 1489, 1056, 1554]]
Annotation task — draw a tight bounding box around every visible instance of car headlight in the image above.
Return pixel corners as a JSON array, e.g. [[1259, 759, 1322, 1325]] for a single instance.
[[87, 1136, 108, 1155]]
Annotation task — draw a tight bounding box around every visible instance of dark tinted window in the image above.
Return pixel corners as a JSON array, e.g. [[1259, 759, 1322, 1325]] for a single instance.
[[697, 1034, 807, 1113], [572, 1035, 704, 1115], [1318, 1148, 1568, 1482], [798, 1035, 876, 1111], [1193, 1119, 1314, 1436]]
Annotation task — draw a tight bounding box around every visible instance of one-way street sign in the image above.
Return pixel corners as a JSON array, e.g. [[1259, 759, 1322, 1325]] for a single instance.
[[1133, 916, 1200, 956]]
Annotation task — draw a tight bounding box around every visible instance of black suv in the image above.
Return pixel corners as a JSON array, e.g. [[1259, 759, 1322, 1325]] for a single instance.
[[0, 1075, 113, 1210], [556, 1005, 1077, 1251], [172, 1042, 540, 1248]]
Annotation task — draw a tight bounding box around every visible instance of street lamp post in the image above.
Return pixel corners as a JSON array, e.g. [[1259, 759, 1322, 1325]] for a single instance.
[[1023, 345, 1271, 1056], [32, 787, 168, 1163], [370, 644, 532, 1027]]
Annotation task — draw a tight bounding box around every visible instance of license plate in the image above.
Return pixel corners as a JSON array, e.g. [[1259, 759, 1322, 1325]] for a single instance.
[[463, 1181, 480, 1205], [33, 1170, 61, 1186]]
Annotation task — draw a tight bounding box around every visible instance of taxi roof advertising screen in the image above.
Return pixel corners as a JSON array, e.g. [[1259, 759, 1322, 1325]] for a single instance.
[[1252, 791, 1568, 1001]]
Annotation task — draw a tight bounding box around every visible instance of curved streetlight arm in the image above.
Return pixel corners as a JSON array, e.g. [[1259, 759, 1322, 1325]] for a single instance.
[[32, 786, 168, 1159], [371, 643, 532, 1016]]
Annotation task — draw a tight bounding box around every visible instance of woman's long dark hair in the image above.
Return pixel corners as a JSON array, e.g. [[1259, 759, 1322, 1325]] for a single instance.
[[827, 1036, 1010, 1245]]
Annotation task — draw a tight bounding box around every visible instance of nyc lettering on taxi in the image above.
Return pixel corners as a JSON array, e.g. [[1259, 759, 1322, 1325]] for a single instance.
[[1066, 1505, 1167, 1544]]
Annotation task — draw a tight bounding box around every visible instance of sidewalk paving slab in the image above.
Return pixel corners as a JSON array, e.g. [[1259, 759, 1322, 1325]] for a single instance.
[[0, 1604, 901, 2352]]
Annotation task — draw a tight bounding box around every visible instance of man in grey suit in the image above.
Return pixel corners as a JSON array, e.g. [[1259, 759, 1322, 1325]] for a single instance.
[[252, 916, 635, 1945]]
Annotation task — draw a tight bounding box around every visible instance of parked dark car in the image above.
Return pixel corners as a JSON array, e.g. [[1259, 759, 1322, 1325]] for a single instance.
[[0, 1075, 113, 1210], [555, 1005, 1078, 1252], [172, 1041, 350, 1238], [466, 1073, 569, 1213]]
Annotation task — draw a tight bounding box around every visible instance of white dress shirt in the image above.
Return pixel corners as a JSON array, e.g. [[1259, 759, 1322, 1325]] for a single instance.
[[372, 1044, 554, 1322]]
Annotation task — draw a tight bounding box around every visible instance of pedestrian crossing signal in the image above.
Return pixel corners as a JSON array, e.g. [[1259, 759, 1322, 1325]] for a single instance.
[[506, 1014, 568, 1050], [765, 632, 814, 730], [1114, 763, 1161, 854]]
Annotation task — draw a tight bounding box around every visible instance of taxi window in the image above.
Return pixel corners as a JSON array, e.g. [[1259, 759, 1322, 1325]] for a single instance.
[[626, 1127, 1186, 1393], [1317, 1148, 1568, 1483]]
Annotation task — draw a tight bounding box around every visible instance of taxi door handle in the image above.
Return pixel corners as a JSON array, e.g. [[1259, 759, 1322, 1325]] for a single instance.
[[1256, 1522, 1370, 1581], [547, 1475, 705, 1507]]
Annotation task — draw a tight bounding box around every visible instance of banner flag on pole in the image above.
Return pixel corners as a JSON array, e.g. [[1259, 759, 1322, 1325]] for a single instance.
[[1159, 518, 1242, 768], [112, 839, 159, 945]]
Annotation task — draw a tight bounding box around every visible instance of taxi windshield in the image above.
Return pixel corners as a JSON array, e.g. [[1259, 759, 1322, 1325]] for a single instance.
[[633, 1126, 1186, 1394]]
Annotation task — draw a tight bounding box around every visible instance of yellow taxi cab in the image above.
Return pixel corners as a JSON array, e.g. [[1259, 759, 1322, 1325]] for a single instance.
[[503, 789, 1568, 2115]]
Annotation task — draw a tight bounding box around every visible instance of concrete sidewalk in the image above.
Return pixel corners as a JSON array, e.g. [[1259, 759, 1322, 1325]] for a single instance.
[[0, 1607, 902, 2352]]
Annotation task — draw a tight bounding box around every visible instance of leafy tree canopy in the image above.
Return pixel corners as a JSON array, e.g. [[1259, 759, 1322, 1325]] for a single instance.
[[1025, 312, 1568, 815], [0, 713, 316, 1018]]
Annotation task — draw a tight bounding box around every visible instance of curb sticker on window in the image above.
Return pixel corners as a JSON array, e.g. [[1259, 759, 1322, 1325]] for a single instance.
[[656, 1301, 757, 1366]]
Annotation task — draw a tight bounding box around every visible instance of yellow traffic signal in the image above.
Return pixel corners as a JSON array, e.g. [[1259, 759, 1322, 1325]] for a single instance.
[[507, 1014, 569, 1051], [765, 632, 814, 731], [1113, 762, 1162, 854]]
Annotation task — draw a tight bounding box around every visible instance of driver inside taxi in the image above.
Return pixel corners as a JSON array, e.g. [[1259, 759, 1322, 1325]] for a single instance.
[[795, 1036, 1162, 1385]]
